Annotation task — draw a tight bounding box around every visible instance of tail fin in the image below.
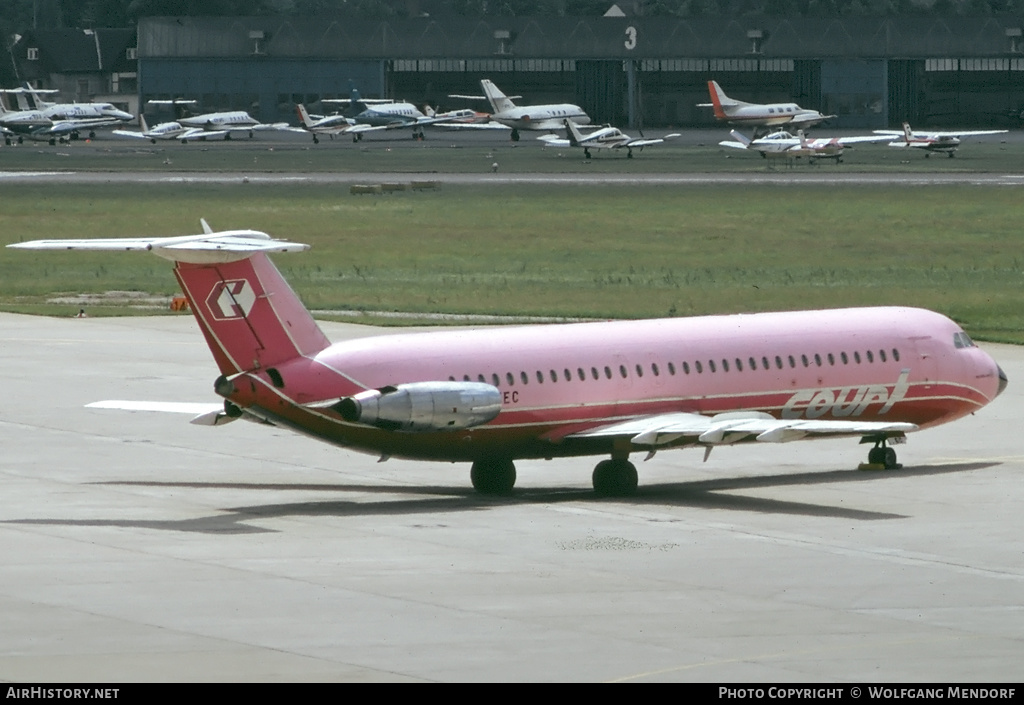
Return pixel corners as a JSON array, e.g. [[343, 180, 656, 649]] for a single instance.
[[564, 119, 585, 147], [729, 129, 752, 147], [708, 80, 740, 120], [480, 79, 516, 114], [140, 113, 150, 132], [296, 103, 315, 127], [8, 224, 331, 376], [902, 122, 913, 142], [348, 82, 366, 114]]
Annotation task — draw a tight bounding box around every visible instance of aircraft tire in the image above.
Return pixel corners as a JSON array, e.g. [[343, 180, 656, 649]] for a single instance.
[[470, 457, 516, 495], [592, 459, 638, 497], [867, 445, 900, 469]]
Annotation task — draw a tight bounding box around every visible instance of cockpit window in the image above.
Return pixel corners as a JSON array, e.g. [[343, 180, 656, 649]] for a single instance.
[[953, 331, 977, 349]]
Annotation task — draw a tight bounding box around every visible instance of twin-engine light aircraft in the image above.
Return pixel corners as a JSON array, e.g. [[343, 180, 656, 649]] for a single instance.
[[538, 119, 680, 158], [873, 122, 1008, 157], [8, 224, 1006, 497], [700, 80, 834, 135], [720, 129, 892, 163]]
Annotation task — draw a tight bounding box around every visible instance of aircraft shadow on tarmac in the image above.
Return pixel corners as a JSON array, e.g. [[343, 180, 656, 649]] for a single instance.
[[4, 461, 997, 535]]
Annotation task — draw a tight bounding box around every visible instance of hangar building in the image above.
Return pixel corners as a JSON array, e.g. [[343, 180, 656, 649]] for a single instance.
[[19, 14, 1024, 129]]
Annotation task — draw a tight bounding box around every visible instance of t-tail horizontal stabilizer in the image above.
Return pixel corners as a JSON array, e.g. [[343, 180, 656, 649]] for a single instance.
[[8, 220, 330, 377], [8, 222, 309, 265]]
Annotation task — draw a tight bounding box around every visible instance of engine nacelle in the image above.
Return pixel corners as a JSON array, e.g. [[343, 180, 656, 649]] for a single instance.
[[335, 381, 502, 432]]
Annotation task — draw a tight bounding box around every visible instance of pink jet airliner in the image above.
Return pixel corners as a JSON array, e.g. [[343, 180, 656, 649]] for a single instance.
[[9, 223, 1007, 496]]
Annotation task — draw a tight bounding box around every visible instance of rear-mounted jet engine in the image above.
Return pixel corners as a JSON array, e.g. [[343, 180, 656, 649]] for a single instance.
[[335, 381, 502, 432]]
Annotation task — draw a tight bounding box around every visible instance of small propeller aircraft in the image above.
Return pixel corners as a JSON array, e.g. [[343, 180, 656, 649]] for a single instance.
[[719, 129, 891, 164], [538, 119, 680, 158], [873, 122, 1008, 157], [699, 80, 834, 136]]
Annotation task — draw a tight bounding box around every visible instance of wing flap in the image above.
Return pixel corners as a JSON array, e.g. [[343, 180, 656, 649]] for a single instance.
[[569, 411, 917, 447]]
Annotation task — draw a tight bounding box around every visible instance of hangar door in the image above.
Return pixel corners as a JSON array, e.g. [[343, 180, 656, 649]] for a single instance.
[[576, 60, 625, 126]]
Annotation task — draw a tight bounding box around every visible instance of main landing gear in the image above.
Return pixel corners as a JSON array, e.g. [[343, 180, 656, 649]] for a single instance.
[[470, 457, 516, 495], [469, 455, 639, 497], [592, 458, 638, 497], [866, 439, 901, 469]]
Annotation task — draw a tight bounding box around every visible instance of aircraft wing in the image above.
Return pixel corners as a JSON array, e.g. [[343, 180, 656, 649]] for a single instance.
[[568, 411, 916, 447], [436, 121, 511, 130], [719, 139, 756, 150], [111, 129, 151, 139], [538, 134, 570, 147], [789, 113, 836, 126], [832, 134, 896, 145]]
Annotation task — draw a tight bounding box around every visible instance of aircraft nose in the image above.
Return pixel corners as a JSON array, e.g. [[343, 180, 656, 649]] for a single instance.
[[996, 364, 1008, 397]]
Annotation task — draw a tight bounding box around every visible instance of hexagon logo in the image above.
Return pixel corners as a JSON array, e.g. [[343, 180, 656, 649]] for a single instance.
[[206, 279, 256, 320]]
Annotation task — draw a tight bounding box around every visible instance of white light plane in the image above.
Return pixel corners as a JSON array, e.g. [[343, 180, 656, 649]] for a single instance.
[[700, 80, 834, 135], [0, 86, 134, 125], [450, 79, 591, 142], [539, 119, 680, 158], [320, 85, 460, 141], [7, 223, 1006, 497], [147, 100, 294, 140], [720, 129, 891, 164], [112, 114, 230, 144], [873, 122, 1008, 157], [295, 104, 354, 143]]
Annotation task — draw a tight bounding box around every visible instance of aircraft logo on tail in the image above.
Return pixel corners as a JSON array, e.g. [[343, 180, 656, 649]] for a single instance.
[[207, 279, 256, 320]]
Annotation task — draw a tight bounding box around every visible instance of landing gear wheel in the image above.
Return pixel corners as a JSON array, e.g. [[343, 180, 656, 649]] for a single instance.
[[510, 129, 520, 142], [868, 443, 900, 469], [592, 459, 638, 497], [470, 457, 516, 495]]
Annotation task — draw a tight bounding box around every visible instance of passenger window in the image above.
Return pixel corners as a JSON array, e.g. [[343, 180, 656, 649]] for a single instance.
[[668, 362, 676, 375], [827, 353, 834, 366], [841, 352, 848, 364], [814, 354, 822, 367], [788, 355, 796, 368], [652, 363, 659, 376], [463, 374, 470, 381], [536, 370, 544, 384], [604, 366, 612, 379], [893, 348, 900, 361], [635, 364, 644, 378], [478, 374, 486, 383], [709, 360, 716, 373], [520, 371, 529, 385], [695, 361, 703, 374], [550, 370, 558, 383], [683, 361, 690, 374], [866, 350, 874, 363], [775, 356, 783, 369], [620, 365, 628, 378], [879, 350, 887, 362], [801, 354, 809, 368], [577, 368, 586, 381], [722, 359, 730, 373], [564, 369, 572, 382], [736, 358, 743, 372], [492, 374, 500, 387], [506, 372, 515, 385], [762, 356, 769, 370], [854, 352, 861, 364], [591, 367, 599, 380]]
